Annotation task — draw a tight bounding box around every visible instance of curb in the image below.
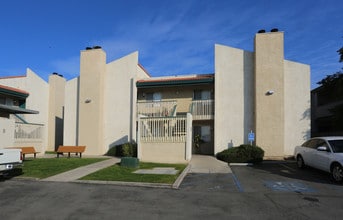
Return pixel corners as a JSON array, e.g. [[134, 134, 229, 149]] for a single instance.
[[172, 163, 191, 189], [73, 180, 172, 188]]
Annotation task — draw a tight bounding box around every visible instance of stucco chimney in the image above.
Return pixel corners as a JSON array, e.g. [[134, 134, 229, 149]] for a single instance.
[[78, 48, 106, 155], [254, 31, 285, 157]]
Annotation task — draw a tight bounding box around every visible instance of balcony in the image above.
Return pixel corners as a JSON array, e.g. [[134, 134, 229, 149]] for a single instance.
[[190, 100, 214, 120], [137, 100, 177, 118]]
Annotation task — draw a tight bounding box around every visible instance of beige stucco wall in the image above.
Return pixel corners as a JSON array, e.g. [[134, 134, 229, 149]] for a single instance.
[[0, 117, 15, 148], [78, 48, 106, 155], [214, 44, 254, 154], [284, 60, 311, 156], [140, 142, 188, 163], [254, 32, 285, 157], [63, 77, 79, 146]]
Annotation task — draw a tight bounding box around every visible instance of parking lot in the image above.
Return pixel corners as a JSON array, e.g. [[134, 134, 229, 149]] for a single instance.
[[1, 160, 343, 219], [180, 161, 343, 195]]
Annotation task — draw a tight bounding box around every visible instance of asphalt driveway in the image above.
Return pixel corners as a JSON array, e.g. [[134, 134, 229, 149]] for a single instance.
[[1, 160, 343, 219], [180, 160, 343, 195]]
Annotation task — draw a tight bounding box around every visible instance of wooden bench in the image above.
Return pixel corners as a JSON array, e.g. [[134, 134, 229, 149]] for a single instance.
[[56, 146, 86, 158], [6, 146, 39, 160]]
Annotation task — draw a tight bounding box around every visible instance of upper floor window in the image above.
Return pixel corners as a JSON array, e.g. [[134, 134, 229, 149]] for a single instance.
[[146, 92, 162, 102], [193, 90, 212, 100], [0, 96, 5, 105]]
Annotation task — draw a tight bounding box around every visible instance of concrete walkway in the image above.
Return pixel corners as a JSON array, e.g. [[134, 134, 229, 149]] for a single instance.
[[42, 157, 120, 182], [41, 155, 230, 184], [189, 155, 232, 173]]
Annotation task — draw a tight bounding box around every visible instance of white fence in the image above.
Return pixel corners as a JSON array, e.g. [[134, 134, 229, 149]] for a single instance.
[[190, 100, 214, 120], [14, 122, 44, 140], [137, 114, 192, 163], [139, 116, 187, 142], [137, 100, 177, 118]]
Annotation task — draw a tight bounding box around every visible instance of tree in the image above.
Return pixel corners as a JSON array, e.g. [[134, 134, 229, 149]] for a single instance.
[[338, 46, 343, 63], [315, 42, 343, 133], [317, 43, 343, 99]]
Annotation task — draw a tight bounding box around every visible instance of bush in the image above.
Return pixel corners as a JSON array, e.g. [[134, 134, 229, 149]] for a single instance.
[[105, 146, 117, 156], [106, 142, 137, 157], [216, 144, 264, 163]]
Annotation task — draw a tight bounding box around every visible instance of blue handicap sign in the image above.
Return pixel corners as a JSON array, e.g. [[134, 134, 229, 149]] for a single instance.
[[248, 132, 255, 141]]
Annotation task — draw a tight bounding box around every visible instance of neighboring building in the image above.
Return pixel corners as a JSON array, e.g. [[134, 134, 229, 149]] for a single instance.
[[311, 83, 343, 137], [0, 83, 40, 149], [0, 31, 311, 161]]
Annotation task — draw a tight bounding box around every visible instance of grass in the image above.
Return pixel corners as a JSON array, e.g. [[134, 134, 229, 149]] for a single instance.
[[20, 158, 108, 179], [80, 162, 188, 184]]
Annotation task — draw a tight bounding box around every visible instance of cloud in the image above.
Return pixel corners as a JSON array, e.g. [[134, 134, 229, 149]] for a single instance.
[[50, 56, 80, 80]]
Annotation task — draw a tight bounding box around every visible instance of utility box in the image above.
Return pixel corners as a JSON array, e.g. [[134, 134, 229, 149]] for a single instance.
[[120, 157, 139, 168]]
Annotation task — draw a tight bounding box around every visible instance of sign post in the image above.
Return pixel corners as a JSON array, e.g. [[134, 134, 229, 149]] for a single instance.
[[248, 130, 255, 146]]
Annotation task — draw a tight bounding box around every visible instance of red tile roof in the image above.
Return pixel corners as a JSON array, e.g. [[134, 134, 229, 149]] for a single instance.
[[0, 75, 26, 80], [137, 74, 214, 83], [0, 84, 29, 95]]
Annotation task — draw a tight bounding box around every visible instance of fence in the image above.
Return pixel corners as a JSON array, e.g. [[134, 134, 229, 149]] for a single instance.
[[137, 114, 192, 163], [137, 100, 177, 118], [190, 100, 214, 120], [139, 116, 187, 142], [14, 122, 44, 140]]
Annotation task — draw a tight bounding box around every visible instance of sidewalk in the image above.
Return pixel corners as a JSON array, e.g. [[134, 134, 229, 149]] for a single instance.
[[189, 155, 232, 173], [42, 157, 120, 182], [41, 155, 230, 185]]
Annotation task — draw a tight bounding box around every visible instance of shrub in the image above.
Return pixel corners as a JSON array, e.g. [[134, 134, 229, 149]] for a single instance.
[[106, 142, 137, 157], [105, 146, 117, 156], [216, 144, 264, 163]]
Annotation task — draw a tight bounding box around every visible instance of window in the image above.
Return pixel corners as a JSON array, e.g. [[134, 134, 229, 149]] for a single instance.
[[193, 90, 212, 100], [146, 92, 162, 101], [0, 96, 5, 105], [329, 140, 343, 153], [193, 125, 211, 143]]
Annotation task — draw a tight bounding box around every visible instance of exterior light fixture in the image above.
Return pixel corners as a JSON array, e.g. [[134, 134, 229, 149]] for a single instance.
[[85, 99, 91, 103], [266, 90, 274, 96]]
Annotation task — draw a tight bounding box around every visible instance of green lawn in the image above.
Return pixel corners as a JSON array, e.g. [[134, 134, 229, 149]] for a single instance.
[[80, 162, 187, 184], [20, 158, 108, 179], [18, 158, 187, 184]]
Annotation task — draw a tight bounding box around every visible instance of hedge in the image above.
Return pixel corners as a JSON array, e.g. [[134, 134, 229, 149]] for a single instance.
[[216, 144, 264, 163]]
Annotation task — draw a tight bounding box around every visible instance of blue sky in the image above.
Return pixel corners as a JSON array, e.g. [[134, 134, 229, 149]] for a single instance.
[[0, 0, 342, 89]]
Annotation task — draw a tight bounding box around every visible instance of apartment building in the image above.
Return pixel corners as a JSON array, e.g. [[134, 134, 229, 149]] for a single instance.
[[0, 31, 310, 162]]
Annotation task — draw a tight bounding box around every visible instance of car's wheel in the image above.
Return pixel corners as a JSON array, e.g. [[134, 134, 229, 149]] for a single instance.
[[331, 163, 343, 183], [296, 155, 305, 169]]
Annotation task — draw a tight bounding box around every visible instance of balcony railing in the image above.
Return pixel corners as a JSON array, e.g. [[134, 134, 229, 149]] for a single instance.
[[190, 100, 214, 120], [137, 100, 177, 118]]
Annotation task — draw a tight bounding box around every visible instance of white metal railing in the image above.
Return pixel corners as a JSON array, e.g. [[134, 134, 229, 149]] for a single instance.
[[139, 116, 186, 142], [190, 100, 214, 120], [14, 122, 44, 140], [137, 100, 177, 118]]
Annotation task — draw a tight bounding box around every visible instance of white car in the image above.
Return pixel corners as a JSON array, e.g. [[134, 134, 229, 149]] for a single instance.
[[294, 136, 343, 182]]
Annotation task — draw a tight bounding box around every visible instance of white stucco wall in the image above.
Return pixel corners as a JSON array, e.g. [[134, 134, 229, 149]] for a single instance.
[[214, 44, 254, 154], [0, 69, 49, 152], [0, 117, 15, 148], [284, 60, 311, 156], [63, 77, 79, 146], [104, 52, 147, 151]]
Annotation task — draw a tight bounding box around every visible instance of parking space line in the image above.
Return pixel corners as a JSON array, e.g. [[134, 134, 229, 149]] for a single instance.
[[231, 173, 244, 192], [279, 163, 297, 172]]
